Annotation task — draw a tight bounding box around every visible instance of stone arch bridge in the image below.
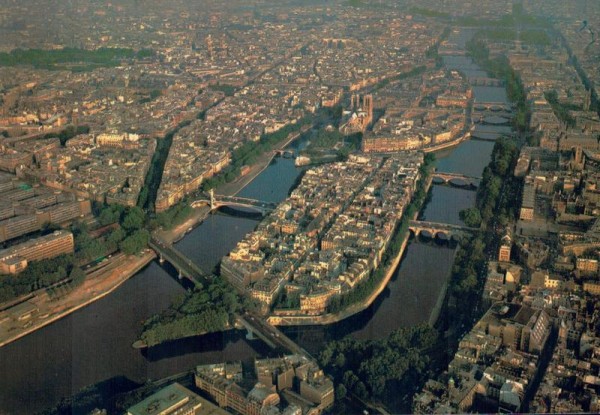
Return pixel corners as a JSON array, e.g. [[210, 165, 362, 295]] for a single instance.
[[408, 220, 479, 239], [431, 171, 481, 188]]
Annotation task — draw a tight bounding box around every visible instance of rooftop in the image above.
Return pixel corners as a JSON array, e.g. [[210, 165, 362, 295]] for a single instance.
[[126, 382, 225, 415]]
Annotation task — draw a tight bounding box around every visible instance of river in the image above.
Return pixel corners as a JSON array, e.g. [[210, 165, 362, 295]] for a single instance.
[[0, 29, 512, 414]]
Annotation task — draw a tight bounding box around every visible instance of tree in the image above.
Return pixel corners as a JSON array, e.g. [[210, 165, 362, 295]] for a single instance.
[[122, 207, 145, 232], [98, 207, 119, 226], [70, 267, 86, 287], [459, 208, 482, 228], [458, 273, 478, 293], [119, 229, 149, 255], [335, 384, 347, 401], [342, 371, 359, 390], [107, 227, 126, 246], [320, 346, 334, 367], [334, 353, 347, 368], [337, 146, 350, 161], [353, 381, 368, 400]]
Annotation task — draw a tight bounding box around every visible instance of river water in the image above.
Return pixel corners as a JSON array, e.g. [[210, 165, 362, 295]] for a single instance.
[[0, 29, 511, 414]]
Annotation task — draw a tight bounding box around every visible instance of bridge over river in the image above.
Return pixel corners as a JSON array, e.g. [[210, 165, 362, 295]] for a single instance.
[[432, 171, 481, 188], [192, 190, 278, 214], [149, 235, 315, 362], [237, 312, 316, 361], [408, 220, 479, 239], [149, 236, 213, 286]]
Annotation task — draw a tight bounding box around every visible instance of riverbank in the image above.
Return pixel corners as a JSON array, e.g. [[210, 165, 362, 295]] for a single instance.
[[0, 251, 156, 348], [134, 323, 235, 349], [428, 248, 458, 327], [424, 131, 472, 153], [268, 174, 433, 327], [157, 127, 309, 245], [218, 126, 310, 197], [157, 125, 460, 247], [268, 225, 413, 327]]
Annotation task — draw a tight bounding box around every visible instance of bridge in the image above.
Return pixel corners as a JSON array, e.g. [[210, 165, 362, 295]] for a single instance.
[[470, 129, 516, 141], [237, 311, 316, 361], [150, 235, 315, 362], [274, 149, 295, 158], [408, 220, 479, 239], [468, 77, 504, 87], [432, 171, 481, 188], [472, 101, 513, 112], [149, 236, 212, 286], [473, 115, 512, 126], [471, 105, 513, 125], [192, 190, 278, 215]]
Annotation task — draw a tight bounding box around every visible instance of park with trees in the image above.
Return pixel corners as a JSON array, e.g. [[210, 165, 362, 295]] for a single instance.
[[0, 47, 153, 71], [319, 324, 441, 412], [137, 277, 244, 347]]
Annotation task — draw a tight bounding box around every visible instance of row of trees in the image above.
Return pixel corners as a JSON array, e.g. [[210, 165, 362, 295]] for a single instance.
[[460, 138, 521, 228], [74, 205, 149, 264], [425, 27, 451, 69], [408, 5, 550, 29], [273, 289, 301, 310], [373, 65, 426, 92], [319, 325, 439, 412], [139, 89, 162, 104], [210, 84, 237, 97], [409, 7, 450, 18], [0, 255, 81, 303], [150, 203, 193, 230], [138, 131, 175, 211], [201, 117, 312, 191], [301, 128, 362, 162], [327, 153, 435, 314], [449, 138, 522, 343], [138, 278, 243, 347], [568, 54, 599, 113], [544, 89, 580, 128], [466, 40, 533, 139]]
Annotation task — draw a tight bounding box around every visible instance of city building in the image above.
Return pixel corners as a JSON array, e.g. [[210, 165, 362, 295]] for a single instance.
[[195, 355, 334, 415], [498, 234, 512, 262], [0, 230, 74, 274], [340, 94, 373, 134], [126, 382, 228, 415]]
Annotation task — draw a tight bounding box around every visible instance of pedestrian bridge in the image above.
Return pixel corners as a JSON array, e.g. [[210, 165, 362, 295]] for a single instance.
[[408, 220, 479, 239]]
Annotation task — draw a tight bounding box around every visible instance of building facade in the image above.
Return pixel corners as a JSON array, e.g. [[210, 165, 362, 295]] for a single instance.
[[0, 230, 74, 274]]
